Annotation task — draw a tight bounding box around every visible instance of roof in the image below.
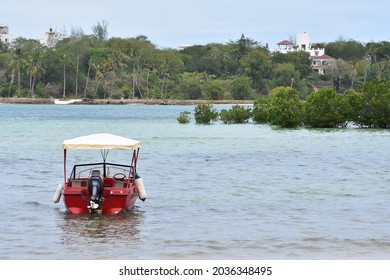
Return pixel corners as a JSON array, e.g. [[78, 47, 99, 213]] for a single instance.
[[63, 133, 141, 150], [277, 40, 294, 45], [311, 54, 335, 60]]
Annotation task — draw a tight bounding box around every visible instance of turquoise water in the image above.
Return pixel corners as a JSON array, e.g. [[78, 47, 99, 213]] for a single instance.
[[0, 104, 390, 259]]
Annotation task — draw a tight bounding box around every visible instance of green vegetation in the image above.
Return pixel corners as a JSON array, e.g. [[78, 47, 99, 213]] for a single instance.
[[267, 87, 303, 128], [252, 97, 269, 124], [194, 104, 219, 124], [2, 23, 390, 129], [304, 87, 348, 128], [182, 79, 390, 129], [177, 111, 191, 124], [358, 79, 390, 128], [219, 105, 252, 124], [1, 22, 390, 101]]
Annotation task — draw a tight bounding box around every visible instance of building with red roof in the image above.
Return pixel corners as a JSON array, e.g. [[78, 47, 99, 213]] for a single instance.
[[274, 32, 335, 74]]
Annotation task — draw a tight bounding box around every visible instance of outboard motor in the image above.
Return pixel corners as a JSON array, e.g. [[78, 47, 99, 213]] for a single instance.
[[87, 170, 104, 213]]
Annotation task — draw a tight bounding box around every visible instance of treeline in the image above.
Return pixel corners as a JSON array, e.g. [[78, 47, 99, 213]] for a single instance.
[[183, 79, 390, 128], [0, 21, 390, 100]]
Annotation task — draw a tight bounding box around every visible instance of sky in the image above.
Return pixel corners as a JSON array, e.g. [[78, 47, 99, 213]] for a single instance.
[[2, 0, 389, 49]]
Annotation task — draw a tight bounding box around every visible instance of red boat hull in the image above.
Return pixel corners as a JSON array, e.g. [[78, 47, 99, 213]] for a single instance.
[[63, 183, 138, 214], [56, 134, 145, 214]]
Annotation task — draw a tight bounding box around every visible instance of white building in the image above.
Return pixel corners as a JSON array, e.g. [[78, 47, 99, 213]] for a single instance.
[[41, 27, 67, 48], [311, 54, 336, 75], [0, 25, 12, 44], [275, 32, 335, 74]]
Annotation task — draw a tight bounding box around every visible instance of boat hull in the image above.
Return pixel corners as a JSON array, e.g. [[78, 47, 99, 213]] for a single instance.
[[63, 185, 138, 214]]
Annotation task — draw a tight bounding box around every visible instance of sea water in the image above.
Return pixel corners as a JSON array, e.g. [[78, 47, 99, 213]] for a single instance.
[[0, 104, 389, 260]]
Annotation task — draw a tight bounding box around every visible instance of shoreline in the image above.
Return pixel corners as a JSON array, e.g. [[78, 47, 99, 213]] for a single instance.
[[0, 97, 254, 105]]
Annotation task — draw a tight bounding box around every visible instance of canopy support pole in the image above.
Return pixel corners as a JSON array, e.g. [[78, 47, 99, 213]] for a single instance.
[[63, 149, 67, 186], [101, 149, 109, 177]]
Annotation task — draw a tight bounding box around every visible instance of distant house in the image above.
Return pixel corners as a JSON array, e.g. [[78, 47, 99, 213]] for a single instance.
[[0, 25, 12, 44], [275, 32, 335, 75], [311, 54, 336, 75], [276, 40, 295, 52], [41, 27, 67, 48]]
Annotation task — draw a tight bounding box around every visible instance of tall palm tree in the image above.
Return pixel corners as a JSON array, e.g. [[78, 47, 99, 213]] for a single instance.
[[105, 50, 127, 98], [8, 48, 27, 96], [84, 58, 92, 98], [27, 47, 45, 97], [7, 69, 14, 98]]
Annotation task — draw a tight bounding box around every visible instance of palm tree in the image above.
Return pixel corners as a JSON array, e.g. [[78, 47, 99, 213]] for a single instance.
[[63, 54, 66, 99], [7, 69, 14, 97], [75, 54, 80, 97], [27, 47, 45, 97], [8, 48, 27, 96], [84, 58, 92, 98], [105, 50, 127, 98]]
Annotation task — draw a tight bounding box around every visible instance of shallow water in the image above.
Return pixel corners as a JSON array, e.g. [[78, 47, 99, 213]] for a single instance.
[[0, 104, 389, 259]]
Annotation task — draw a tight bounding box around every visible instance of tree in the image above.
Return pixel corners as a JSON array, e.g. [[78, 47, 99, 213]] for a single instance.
[[201, 79, 228, 100], [63, 54, 66, 98], [180, 43, 235, 77], [92, 20, 109, 41], [287, 51, 311, 77], [342, 89, 364, 125], [219, 105, 252, 124], [325, 38, 366, 61], [26, 44, 45, 97], [0, 41, 9, 52], [8, 48, 27, 96], [267, 86, 303, 128], [240, 48, 272, 91], [2, 29, 390, 104], [194, 104, 219, 124], [179, 72, 204, 99], [104, 49, 128, 98], [304, 87, 347, 128], [233, 34, 261, 59], [358, 79, 390, 128], [354, 59, 371, 83], [151, 48, 184, 99], [252, 96, 269, 124], [326, 59, 353, 92], [271, 63, 300, 88], [366, 41, 390, 80], [230, 75, 252, 100], [177, 111, 191, 123]]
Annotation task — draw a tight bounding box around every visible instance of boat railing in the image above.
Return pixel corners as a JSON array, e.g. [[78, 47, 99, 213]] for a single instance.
[[69, 162, 134, 181]]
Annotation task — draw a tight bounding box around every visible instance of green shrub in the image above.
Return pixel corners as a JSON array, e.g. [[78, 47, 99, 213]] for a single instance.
[[219, 105, 252, 124], [267, 86, 303, 128], [304, 87, 347, 128], [358, 79, 390, 128], [252, 96, 269, 124], [194, 104, 219, 124], [177, 111, 191, 124], [342, 89, 365, 125], [230, 76, 252, 100]]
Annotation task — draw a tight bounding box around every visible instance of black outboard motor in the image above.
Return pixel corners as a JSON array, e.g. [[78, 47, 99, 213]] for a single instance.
[[87, 170, 104, 213]]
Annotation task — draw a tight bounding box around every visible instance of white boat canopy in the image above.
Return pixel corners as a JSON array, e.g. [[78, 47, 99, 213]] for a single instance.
[[63, 133, 141, 150]]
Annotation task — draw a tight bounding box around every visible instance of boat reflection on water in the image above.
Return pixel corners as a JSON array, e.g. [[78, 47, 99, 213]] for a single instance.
[[56, 207, 145, 254]]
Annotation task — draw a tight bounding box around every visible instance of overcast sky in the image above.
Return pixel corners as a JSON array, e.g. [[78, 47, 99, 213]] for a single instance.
[[2, 0, 389, 48]]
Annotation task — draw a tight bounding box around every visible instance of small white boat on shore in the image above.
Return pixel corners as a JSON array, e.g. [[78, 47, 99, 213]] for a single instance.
[[54, 99, 82, 105]]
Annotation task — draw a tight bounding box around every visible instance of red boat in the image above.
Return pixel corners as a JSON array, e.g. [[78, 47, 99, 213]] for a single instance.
[[53, 133, 146, 214]]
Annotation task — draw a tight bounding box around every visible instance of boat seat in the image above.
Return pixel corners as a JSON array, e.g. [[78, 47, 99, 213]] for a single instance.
[[71, 179, 87, 187]]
